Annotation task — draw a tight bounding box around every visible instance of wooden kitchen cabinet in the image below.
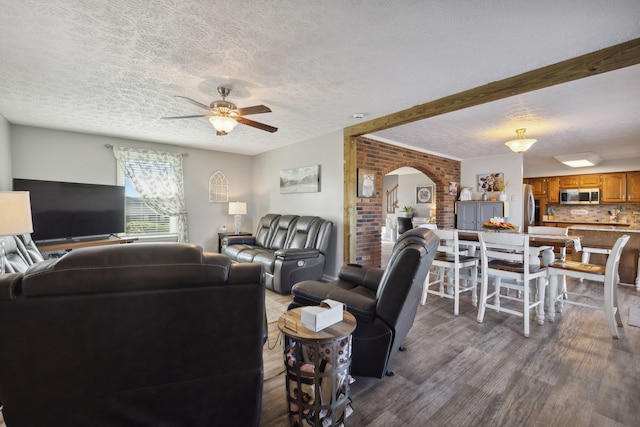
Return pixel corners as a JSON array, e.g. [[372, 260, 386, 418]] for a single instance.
[[580, 174, 601, 187], [558, 175, 579, 188], [558, 174, 601, 188], [528, 178, 547, 198], [601, 172, 626, 203], [546, 177, 560, 203], [627, 171, 640, 202]]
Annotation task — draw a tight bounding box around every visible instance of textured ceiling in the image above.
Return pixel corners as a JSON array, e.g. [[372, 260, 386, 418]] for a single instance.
[[1, 0, 640, 166]]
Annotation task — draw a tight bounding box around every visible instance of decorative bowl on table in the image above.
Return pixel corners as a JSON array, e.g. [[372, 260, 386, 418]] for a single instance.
[[482, 217, 517, 231]]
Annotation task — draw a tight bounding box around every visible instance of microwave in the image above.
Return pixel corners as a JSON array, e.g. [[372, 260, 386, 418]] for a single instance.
[[559, 188, 600, 204]]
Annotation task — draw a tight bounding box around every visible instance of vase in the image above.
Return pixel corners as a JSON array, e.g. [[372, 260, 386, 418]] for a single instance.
[[481, 192, 488, 201], [499, 191, 507, 201]]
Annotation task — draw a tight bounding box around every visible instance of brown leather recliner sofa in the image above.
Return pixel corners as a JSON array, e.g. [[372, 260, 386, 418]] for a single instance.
[[0, 242, 266, 427], [222, 213, 333, 294]]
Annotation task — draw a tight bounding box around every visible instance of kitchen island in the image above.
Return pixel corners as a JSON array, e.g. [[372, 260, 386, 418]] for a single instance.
[[564, 225, 640, 289]]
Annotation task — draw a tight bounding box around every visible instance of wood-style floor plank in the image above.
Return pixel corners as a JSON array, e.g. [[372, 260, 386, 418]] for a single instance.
[[261, 278, 640, 426]]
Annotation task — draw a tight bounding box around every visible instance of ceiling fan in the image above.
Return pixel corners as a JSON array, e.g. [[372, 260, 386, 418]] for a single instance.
[[162, 86, 277, 135]]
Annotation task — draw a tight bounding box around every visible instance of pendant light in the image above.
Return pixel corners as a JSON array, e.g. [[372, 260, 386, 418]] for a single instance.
[[505, 128, 537, 153]]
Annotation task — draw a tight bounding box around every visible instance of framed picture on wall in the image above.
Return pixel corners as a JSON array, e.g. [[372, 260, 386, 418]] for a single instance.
[[280, 165, 320, 193], [416, 185, 433, 204], [357, 169, 376, 198], [478, 173, 505, 192]]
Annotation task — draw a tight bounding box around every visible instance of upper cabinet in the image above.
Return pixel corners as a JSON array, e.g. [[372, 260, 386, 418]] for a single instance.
[[526, 178, 547, 198], [601, 173, 626, 203], [558, 175, 579, 188], [627, 171, 640, 203], [547, 177, 560, 203], [559, 174, 601, 188], [530, 171, 640, 204]]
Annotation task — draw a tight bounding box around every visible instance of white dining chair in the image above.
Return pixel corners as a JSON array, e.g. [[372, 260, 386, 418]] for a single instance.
[[476, 232, 548, 337], [528, 226, 568, 258], [528, 225, 569, 301], [421, 229, 479, 315], [547, 234, 630, 338], [418, 223, 438, 230]]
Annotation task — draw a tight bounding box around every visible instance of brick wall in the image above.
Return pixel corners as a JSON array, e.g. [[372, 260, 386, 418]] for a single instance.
[[356, 136, 461, 266]]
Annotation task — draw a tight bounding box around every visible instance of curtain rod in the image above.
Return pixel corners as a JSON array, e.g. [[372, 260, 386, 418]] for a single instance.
[[104, 144, 189, 157]]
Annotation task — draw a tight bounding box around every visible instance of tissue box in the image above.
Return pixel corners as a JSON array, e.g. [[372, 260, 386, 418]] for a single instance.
[[301, 299, 344, 332]]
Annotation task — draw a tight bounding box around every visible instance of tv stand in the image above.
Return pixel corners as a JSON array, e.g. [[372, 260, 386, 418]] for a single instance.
[[37, 236, 138, 253]]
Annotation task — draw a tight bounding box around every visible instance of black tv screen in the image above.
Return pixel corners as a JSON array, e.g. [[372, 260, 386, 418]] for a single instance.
[[13, 178, 125, 242]]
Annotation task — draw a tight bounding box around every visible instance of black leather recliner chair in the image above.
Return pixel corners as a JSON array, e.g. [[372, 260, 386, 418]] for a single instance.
[[0, 242, 265, 427], [289, 228, 439, 378]]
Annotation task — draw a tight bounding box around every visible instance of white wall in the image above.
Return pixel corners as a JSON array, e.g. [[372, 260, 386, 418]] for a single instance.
[[252, 130, 343, 277], [0, 114, 11, 190], [461, 153, 524, 226], [397, 173, 436, 217], [10, 125, 253, 253]]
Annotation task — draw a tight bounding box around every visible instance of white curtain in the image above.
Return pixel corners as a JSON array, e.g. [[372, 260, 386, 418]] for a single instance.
[[113, 146, 188, 242]]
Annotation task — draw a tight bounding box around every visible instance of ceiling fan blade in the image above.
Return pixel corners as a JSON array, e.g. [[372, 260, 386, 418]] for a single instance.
[[235, 105, 272, 116], [174, 95, 211, 110], [238, 117, 278, 133], [161, 114, 213, 119]]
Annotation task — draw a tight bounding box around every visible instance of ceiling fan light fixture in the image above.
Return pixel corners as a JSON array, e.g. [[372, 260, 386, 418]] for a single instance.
[[553, 152, 601, 168], [209, 115, 238, 133], [505, 128, 537, 153]]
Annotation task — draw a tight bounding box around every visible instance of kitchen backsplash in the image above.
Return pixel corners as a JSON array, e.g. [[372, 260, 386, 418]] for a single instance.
[[546, 203, 640, 225]]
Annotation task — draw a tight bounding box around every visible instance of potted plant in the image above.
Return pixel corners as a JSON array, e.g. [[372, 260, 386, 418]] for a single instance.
[[397, 206, 413, 217]]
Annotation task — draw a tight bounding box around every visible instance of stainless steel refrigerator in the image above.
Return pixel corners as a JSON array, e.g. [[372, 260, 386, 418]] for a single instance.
[[523, 184, 535, 232]]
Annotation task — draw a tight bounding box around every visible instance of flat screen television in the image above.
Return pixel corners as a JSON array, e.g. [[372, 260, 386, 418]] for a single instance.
[[13, 178, 125, 243]]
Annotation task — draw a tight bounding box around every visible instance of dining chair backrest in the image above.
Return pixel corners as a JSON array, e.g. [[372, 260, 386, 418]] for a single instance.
[[432, 228, 458, 256], [528, 225, 569, 261], [422, 228, 479, 315], [528, 226, 568, 236], [477, 231, 548, 337], [418, 223, 438, 230], [602, 234, 629, 288], [480, 232, 531, 266]]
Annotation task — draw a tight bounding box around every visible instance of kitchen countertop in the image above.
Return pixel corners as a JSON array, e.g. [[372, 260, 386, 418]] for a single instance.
[[543, 220, 639, 231], [567, 225, 640, 233]]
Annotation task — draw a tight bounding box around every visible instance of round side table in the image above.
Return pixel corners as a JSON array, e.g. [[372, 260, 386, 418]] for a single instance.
[[277, 307, 356, 427]]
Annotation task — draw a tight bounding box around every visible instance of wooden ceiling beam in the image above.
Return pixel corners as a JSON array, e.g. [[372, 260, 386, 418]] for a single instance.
[[344, 37, 640, 137]]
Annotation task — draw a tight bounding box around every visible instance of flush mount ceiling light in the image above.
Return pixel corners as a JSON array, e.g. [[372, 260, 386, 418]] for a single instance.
[[505, 128, 537, 153], [553, 152, 602, 168]]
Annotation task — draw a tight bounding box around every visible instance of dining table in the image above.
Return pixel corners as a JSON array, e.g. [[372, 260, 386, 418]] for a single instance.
[[453, 229, 582, 324]]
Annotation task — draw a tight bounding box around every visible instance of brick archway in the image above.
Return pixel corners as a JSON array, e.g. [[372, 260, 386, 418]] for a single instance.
[[355, 137, 460, 266]]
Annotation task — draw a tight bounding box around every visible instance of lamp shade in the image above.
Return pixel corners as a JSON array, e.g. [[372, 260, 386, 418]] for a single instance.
[[0, 191, 34, 236], [210, 115, 238, 133], [228, 202, 247, 216], [505, 128, 537, 153]]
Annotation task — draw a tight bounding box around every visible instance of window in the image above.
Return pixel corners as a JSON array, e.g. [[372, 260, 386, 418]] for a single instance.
[[112, 146, 187, 242], [117, 167, 177, 235]]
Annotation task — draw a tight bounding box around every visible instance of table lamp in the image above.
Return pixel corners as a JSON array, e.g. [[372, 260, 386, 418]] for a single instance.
[[0, 191, 34, 274], [228, 201, 247, 234]]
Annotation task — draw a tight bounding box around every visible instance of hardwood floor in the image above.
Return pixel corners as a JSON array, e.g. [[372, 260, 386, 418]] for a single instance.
[[260, 279, 640, 426]]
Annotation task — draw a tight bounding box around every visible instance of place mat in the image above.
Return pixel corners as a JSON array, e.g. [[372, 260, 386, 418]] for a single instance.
[[628, 307, 640, 327]]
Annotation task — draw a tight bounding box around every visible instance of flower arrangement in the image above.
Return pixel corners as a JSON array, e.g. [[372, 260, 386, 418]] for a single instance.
[[482, 216, 517, 230], [494, 178, 510, 192]]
